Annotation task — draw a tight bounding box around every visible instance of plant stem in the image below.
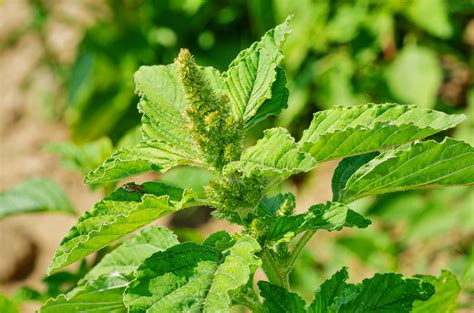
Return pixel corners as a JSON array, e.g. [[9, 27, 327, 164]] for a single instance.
[[285, 230, 316, 272], [261, 231, 316, 290], [261, 249, 290, 289]]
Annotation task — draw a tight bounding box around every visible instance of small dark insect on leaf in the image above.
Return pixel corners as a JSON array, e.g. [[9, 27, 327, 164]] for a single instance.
[[120, 183, 146, 193]]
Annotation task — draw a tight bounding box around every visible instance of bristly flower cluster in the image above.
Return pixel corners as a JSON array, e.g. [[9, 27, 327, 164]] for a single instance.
[[175, 48, 243, 170], [206, 168, 269, 224]]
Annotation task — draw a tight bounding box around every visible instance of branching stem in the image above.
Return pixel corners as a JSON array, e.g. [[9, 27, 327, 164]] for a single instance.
[[285, 230, 316, 272], [261, 230, 316, 291]]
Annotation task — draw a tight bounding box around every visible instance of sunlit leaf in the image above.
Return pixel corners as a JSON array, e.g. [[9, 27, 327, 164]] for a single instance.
[[224, 17, 291, 126], [40, 275, 128, 313], [82, 226, 179, 282], [84, 141, 202, 184], [48, 182, 198, 274], [300, 103, 464, 162], [225, 127, 316, 178], [124, 235, 260, 312]]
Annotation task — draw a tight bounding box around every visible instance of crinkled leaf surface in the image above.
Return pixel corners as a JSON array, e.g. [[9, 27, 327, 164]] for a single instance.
[[412, 271, 460, 313], [308, 268, 350, 313], [258, 281, 306, 313], [82, 226, 179, 282], [265, 202, 370, 244], [124, 235, 260, 312], [299, 103, 464, 162], [85, 141, 200, 184], [337, 138, 474, 203], [86, 64, 224, 184], [0, 178, 75, 218], [43, 227, 179, 312], [225, 128, 316, 178], [40, 275, 128, 313], [48, 182, 198, 274], [134, 64, 190, 145], [224, 17, 291, 126], [338, 272, 434, 312], [308, 268, 434, 312]]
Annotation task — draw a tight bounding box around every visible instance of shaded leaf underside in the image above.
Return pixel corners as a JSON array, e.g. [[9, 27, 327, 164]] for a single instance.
[[337, 138, 474, 203]]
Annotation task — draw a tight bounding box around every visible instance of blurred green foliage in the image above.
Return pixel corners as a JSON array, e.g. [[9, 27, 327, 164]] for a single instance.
[[26, 0, 473, 143]]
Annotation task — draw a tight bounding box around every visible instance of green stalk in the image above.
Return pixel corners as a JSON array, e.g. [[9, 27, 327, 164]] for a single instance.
[[261, 249, 290, 289], [285, 230, 316, 272], [261, 230, 316, 291]]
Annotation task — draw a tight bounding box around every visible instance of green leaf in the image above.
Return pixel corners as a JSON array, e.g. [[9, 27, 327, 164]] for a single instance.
[[85, 141, 202, 184], [48, 182, 198, 274], [386, 46, 442, 108], [256, 193, 296, 219], [82, 226, 179, 282], [225, 128, 316, 178], [258, 281, 306, 313], [124, 235, 260, 312], [159, 167, 214, 196], [116, 126, 142, 149], [308, 268, 350, 313], [40, 275, 128, 313], [246, 67, 289, 127], [85, 63, 225, 184], [412, 271, 461, 313], [45, 137, 114, 176], [0, 178, 75, 219], [0, 294, 18, 313], [202, 231, 235, 252], [224, 17, 291, 126], [299, 103, 464, 162], [134, 64, 191, 146], [265, 202, 370, 244], [135, 64, 222, 152], [337, 138, 474, 203], [406, 0, 452, 38], [309, 268, 435, 312], [338, 273, 434, 312], [331, 152, 379, 201]]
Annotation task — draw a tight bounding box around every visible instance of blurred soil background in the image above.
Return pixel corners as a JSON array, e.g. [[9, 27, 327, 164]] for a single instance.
[[0, 0, 473, 312], [0, 2, 104, 312]]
